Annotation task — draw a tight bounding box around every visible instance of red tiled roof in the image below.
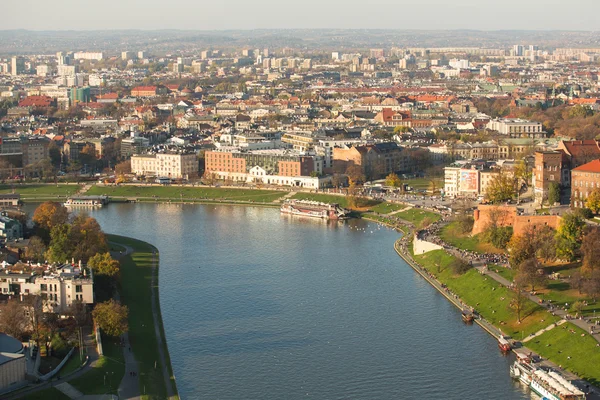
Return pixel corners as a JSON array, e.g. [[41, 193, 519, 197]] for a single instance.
[[97, 93, 119, 99], [573, 159, 600, 173], [19, 96, 53, 107]]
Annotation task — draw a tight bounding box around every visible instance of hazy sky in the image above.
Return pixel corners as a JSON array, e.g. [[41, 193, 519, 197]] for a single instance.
[[5, 0, 600, 31]]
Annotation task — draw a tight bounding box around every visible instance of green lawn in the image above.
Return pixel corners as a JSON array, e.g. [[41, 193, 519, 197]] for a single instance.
[[395, 208, 441, 228], [0, 184, 80, 199], [109, 234, 178, 400], [290, 192, 350, 208], [86, 185, 285, 203], [60, 349, 84, 377], [403, 177, 443, 193], [526, 323, 600, 386], [20, 388, 71, 400], [490, 264, 516, 283], [439, 221, 505, 254], [413, 250, 559, 338], [369, 201, 407, 214], [541, 281, 600, 318], [68, 336, 125, 395]]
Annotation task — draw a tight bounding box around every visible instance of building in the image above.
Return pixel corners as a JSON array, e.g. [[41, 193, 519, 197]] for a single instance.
[[73, 52, 104, 61], [120, 137, 150, 158], [69, 87, 91, 105], [0, 194, 20, 207], [0, 333, 26, 392], [486, 118, 544, 137], [332, 142, 410, 180], [130, 86, 164, 97], [571, 159, 600, 208], [131, 153, 198, 179], [472, 205, 561, 236], [10, 57, 24, 76], [0, 262, 94, 313], [0, 215, 22, 240], [533, 151, 563, 204]]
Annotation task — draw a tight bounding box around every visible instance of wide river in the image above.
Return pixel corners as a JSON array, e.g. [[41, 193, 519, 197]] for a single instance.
[[64, 203, 533, 399]]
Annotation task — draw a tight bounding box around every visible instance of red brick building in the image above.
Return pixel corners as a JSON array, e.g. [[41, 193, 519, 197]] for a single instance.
[[571, 159, 600, 208]]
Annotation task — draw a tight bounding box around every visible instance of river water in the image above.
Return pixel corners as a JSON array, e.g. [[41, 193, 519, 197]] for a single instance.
[[52, 203, 533, 399]]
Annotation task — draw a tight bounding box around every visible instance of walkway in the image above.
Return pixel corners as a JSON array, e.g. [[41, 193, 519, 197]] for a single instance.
[[274, 191, 296, 203], [522, 319, 566, 343], [387, 205, 413, 216], [55, 382, 83, 399], [117, 332, 140, 400]]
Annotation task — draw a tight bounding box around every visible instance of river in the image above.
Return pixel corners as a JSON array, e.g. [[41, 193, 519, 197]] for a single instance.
[[47, 203, 534, 399]]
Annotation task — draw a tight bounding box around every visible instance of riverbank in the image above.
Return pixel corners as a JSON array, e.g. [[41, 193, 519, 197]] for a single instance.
[[392, 231, 600, 392], [108, 234, 179, 400]]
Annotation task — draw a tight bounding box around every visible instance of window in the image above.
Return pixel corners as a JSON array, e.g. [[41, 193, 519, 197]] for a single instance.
[[40, 284, 47, 291], [76, 285, 82, 293]]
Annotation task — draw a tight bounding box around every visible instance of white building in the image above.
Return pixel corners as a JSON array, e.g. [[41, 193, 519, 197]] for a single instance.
[[131, 153, 198, 179], [73, 52, 104, 61], [486, 118, 544, 136]]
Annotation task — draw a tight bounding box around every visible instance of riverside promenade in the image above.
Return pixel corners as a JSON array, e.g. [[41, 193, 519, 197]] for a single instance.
[[393, 232, 600, 398]]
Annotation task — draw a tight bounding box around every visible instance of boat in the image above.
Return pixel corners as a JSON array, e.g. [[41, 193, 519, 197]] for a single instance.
[[65, 195, 109, 207], [530, 369, 586, 400], [280, 199, 349, 220], [510, 357, 586, 400], [510, 353, 534, 385], [498, 335, 512, 352], [461, 308, 475, 323]]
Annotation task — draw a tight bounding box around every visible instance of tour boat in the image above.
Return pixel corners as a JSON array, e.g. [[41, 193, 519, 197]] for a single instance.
[[510, 357, 586, 400], [280, 199, 349, 220]]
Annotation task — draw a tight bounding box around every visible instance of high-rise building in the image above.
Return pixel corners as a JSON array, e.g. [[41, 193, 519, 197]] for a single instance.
[[11, 57, 25, 76], [513, 45, 524, 57], [332, 52, 340, 61], [138, 51, 147, 59], [69, 87, 91, 105], [121, 51, 135, 60]]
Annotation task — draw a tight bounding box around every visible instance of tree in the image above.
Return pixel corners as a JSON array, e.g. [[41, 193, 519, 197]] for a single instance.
[[92, 299, 129, 337], [45, 224, 73, 263], [509, 276, 528, 323], [385, 173, 402, 188], [24, 236, 47, 263], [345, 164, 365, 186], [23, 294, 45, 349], [585, 189, 600, 214], [555, 211, 586, 261], [33, 201, 70, 237], [393, 126, 409, 134], [87, 252, 120, 277], [516, 258, 544, 292], [508, 225, 556, 267], [48, 142, 62, 168], [485, 170, 517, 204], [450, 258, 471, 275], [582, 271, 600, 301], [514, 160, 532, 188], [78, 145, 97, 171], [70, 214, 108, 262], [582, 227, 600, 276], [452, 198, 475, 234], [114, 160, 131, 175], [68, 299, 89, 362], [547, 182, 560, 206], [0, 300, 28, 339]]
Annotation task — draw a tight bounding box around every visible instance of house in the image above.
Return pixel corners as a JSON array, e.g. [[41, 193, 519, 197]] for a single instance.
[[571, 159, 600, 208], [0, 215, 22, 240]]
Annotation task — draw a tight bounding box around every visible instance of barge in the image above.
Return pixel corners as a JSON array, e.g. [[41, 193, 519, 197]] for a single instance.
[[280, 199, 349, 220]]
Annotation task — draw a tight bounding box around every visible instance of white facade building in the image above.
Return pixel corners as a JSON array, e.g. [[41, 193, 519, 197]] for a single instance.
[[131, 153, 198, 179]]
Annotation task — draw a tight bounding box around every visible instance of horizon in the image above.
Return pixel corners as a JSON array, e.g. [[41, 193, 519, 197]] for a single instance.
[[5, 0, 600, 31]]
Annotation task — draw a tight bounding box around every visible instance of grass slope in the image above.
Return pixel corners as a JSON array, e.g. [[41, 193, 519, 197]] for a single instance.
[[395, 208, 441, 228], [109, 234, 178, 400], [68, 337, 125, 395], [526, 323, 600, 386], [20, 388, 71, 400], [87, 185, 285, 203], [0, 184, 80, 199]]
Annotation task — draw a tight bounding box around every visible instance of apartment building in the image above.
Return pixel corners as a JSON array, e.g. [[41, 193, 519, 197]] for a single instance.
[[332, 142, 410, 180], [131, 152, 198, 179], [0, 263, 94, 314], [486, 118, 544, 137]]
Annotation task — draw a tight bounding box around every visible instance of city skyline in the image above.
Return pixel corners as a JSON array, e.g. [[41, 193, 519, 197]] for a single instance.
[[5, 0, 600, 31]]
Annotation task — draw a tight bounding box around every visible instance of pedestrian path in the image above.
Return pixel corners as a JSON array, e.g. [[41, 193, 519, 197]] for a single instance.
[[55, 382, 84, 399], [522, 319, 566, 343], [387, 206, 413, 216], [274, 191, 296, 203], [117, 332, 140, 400]]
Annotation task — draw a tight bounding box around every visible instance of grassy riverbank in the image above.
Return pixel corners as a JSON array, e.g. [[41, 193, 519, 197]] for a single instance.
[[108, 234, 178, 400], [68, 338, 125, 395], [87, 185, 285, 203], [0, 184, 81, 200]]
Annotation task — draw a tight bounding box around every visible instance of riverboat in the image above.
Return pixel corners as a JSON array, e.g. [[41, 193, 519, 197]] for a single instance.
[[498, 335, 512, 352], [510, 358, 586, 400], [65, 195, 108, 207], [461, 309, 475, 323], [280, 200, 349, 220]]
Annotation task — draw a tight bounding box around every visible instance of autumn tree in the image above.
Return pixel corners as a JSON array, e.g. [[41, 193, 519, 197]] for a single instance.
[[555, 210, 586, 261], [23, 294, 45, 349], [516, 258, 544, 292], [0, 300, 28, 340], [345, 164, 365, 186], [68, 299, 89, 362], [582, 271, 600, 301], [508, 225, 556, 267], [92, 299, 129, 337], [581, 227, 600, 276], [70, 214, 108, 262], [509, 276, 528, 324], [482, 207, 512, 249], [114, 160, 131, 176], [24, 236, 47, 263], [33, 201, 70, 239], [87, 252, 120, 277], [452, 198, 475, 234], [78, 144, 97, 171], [385, 173, 402, 188], [514, 159, 532, 188], [585, 189, 600, 214], [485, 170, 516, 204]]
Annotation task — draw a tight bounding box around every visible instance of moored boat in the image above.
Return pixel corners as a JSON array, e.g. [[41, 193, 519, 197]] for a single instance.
[[280, 199, 349, 220], [498, 335, 512, 352], [461, 308, 475, 323], [65, 195, 109, 207]]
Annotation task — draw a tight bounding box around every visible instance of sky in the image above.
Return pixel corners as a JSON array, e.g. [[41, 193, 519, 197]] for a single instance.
[[5, 0, 600, 31]]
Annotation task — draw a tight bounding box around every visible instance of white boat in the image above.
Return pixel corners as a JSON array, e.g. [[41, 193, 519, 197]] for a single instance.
[[280, 200, 349, 220], [65, 195, 108, 207], [510, 359, 586, 400]]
